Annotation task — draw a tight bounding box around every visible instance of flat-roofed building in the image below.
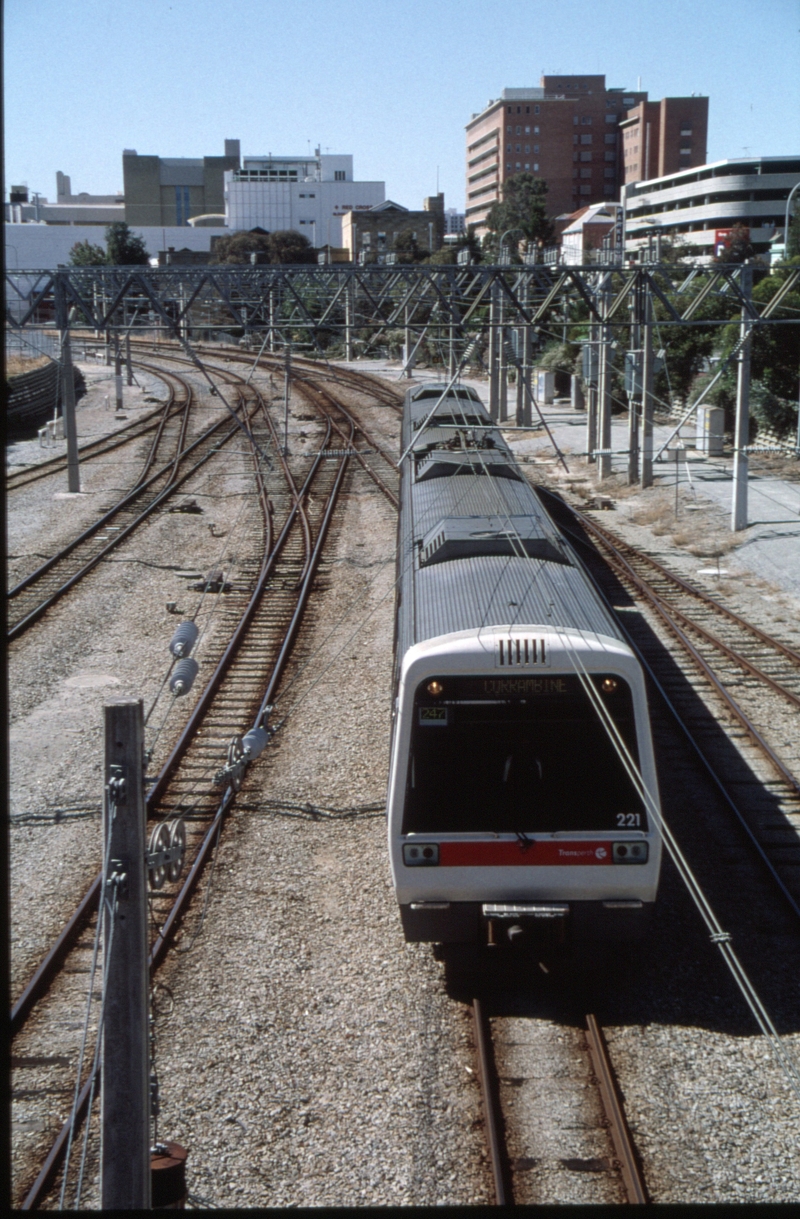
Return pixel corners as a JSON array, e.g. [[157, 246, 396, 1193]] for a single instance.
[[621, 97, 708, 185], [224, 151, 384, 247], [623, 156, 800, 260], [123, 140, 241, 226], [465, 77, 648, 234]]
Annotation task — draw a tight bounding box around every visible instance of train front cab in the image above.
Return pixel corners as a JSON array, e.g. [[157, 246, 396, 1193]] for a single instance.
[[388, 629, 662, 948]]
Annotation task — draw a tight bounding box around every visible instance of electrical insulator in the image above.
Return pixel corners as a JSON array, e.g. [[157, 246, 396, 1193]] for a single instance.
[[169, 657, 198, 697], [242, 726, 270, 760], [169, 621, 199, 658]]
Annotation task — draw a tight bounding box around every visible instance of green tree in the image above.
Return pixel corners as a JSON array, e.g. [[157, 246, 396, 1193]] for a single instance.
[[69, 239, 107, 266], [267, 230, 315, 264], [393, 231, 425, 264], [210, 231, 272, 264], [786, 198, 800, 260], [105, 222, 149, 265], [714, 222, 754, 264], [485, 173, 553, 252]]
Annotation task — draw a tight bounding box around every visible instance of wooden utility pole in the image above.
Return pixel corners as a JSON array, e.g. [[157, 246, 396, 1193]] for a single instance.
[[101, 699, 151, 1210]]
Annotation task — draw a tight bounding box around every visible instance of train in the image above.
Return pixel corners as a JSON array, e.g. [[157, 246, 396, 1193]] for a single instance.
[[386, 381, 662, 947]]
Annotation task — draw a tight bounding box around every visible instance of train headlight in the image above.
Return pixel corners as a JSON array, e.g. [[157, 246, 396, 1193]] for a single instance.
[[601, 678, 618, 694], [403, 843, 439, 866], [613, 841, 648, 864], [427, 681, 443, 696]]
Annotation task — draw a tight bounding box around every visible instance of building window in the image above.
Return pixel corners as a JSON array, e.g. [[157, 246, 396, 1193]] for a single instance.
[[175, 185, 190, 225], [534, 105, 540, 114], [580, 168, 592, 178], [534, 125, 540, 134], [525, 106, 530, 114], [506, 163, 512, 171], [507, 125, 512, 133], [605, 152, 615, 162], [534, 144, 539, 153], [524, 163, 530, 170], [580, 151, 592, 162], [605, 113, 617, 122], [605, 134, 617, 144], [533, 163, 539, 171], [507, 144, 512, 152], [516, 162, 521, 169], [680, 147, 692, 155], [680, 127, 692, 136], [574, 135, 579, 145], [525, 125, 530, 134], [581, 116, 592, 124], [603, 185, 615, 196], [573, 169, 579, 179], [515, 144, 521, 153], [508, 106, 513, 113], [580, 135, 592, 145], [580, 185, 592, 195], [517, 106, 521, 113], [516, 126, 522, 134], [574, 115, 579, 125], [604, 168, 615, 178]]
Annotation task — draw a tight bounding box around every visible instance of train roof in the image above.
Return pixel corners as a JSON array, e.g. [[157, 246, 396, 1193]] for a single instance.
[[397, 391, 624, 655]]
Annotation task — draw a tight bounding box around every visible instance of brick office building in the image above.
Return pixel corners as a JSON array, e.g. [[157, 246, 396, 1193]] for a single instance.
[[465, 77, 707, 236], [621, 97, 708, 185]]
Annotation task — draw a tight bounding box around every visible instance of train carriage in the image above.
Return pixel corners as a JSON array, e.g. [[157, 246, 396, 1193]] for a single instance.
[[387, 383, 662, 947]]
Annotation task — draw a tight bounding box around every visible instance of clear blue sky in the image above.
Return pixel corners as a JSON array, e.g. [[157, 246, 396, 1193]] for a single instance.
[[4, 0, 799, 211]]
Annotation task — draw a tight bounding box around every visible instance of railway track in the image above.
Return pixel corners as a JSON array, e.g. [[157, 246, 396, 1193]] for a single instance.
[[472, 996, 647, 1205], [5, 361, 180, 493], [6, 367, 261, 641], [537, 489, 800, 920], [11, 355, 399, 1209]]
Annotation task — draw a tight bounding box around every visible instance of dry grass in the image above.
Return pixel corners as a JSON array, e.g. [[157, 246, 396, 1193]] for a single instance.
[[6, 355, 50, 378]]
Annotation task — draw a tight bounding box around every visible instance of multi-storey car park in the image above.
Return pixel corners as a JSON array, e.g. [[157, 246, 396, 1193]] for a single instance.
[[623, 156, 800, 261]]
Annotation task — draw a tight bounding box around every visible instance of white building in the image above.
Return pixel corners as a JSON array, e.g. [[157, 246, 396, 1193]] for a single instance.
[[623, 156, 800, 260], [224, 151, 384, 247], [4, 223, 228, 271]]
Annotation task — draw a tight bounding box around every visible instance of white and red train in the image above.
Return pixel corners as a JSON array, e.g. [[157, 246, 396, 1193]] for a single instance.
[[387, 382, 662, 947]]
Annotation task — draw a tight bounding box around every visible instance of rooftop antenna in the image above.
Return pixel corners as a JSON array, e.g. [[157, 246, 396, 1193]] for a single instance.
[[637, 75, 641, 91], [436, 165, 439, 194]]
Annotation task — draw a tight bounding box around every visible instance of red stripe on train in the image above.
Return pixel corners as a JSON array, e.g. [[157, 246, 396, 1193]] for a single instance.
[[438, 841, 613, 866]]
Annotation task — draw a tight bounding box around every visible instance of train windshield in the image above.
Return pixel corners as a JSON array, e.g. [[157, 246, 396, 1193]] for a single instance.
[[402, 674, 647, 835]]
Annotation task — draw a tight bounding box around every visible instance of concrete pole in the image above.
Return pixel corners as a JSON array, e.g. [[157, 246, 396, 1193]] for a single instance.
[[404, 306, 413, 379], [597, 288, 613, 480], [345, 281, 353, 362], [125, 334, 133, 387], [627, 278, 641, 486], [586, 320, 598, 464], [114, 342, 124, 412], [101, 700, 151, 1210], [732, 265, 753, 532], [641, 286, 655, 488], [488, 283, 499, 421], [60, 330, 81, 493], [498, 291, 508, 423]]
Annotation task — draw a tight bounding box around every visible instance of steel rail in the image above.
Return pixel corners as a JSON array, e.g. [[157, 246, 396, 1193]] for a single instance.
[[585, 1014, 649, 1205], [19, 380, 353, 1211], [7, 389, 256, 641], [9, 380, 321, 1042], [5, 365, 178, 492], [536, 489, 800, 922], [585, 519, 800, 670], [574, 514, 800, 795], [146, 414, 330, 809], [472, 997, 508, 1206]]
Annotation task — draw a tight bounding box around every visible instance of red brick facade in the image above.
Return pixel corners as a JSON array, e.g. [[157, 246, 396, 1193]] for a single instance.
[[621, 96, 709, 185], [466, 77, 707, 235]]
